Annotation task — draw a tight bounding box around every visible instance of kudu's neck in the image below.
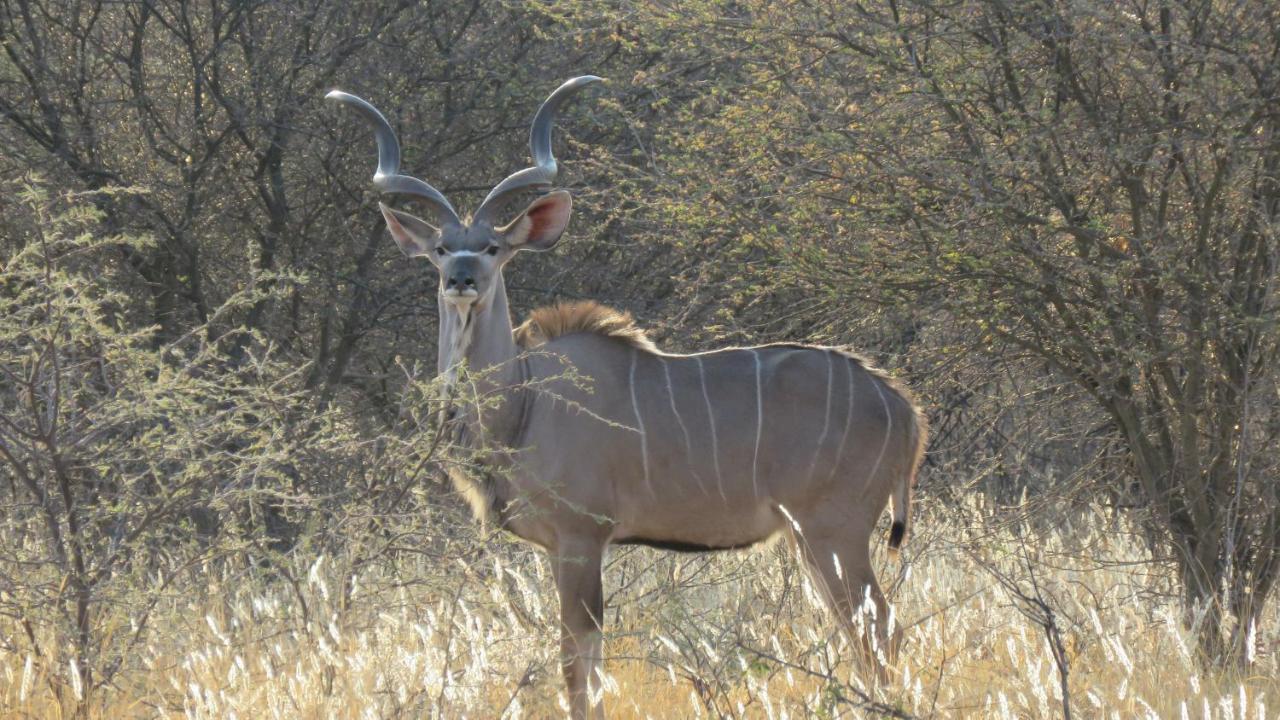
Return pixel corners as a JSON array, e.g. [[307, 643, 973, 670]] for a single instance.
[[437, 273, 520, 393]]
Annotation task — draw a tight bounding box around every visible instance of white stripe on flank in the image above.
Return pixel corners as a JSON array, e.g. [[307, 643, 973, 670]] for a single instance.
[[865, 379, 894, 493], [827, 357, 857, 483], [805, 350, 835, 484], [751, 350, 764, 498], [696, 356, 727, 501], [629, 350, 654, 496], [664, 360, 708, 496]]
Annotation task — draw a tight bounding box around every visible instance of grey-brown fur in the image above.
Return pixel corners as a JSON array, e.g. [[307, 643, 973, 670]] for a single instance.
[[503, 319, 925, 556], [331, 77, 927, 719]]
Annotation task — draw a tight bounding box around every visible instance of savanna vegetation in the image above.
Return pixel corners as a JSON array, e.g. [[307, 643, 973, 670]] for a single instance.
[[1, 0, 1278, 717]]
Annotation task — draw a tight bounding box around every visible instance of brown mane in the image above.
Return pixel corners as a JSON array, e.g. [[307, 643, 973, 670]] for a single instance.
[[515, 300, 657, 352]]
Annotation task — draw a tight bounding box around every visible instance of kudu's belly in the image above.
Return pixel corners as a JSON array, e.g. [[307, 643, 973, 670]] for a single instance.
[[607, 479, 786, 551]]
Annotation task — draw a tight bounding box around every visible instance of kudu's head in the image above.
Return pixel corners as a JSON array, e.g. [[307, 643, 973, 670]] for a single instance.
[[326, 77, 601, 311]]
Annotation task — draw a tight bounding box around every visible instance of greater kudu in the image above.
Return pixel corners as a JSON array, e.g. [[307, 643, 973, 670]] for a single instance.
[[328, 77, 927, 719]]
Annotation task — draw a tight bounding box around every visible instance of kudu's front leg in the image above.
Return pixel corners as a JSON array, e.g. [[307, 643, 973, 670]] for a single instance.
[[552, 538, 606, 720]]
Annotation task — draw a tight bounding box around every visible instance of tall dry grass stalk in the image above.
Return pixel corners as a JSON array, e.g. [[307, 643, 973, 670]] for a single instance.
[[1, 495, 1276, 718]]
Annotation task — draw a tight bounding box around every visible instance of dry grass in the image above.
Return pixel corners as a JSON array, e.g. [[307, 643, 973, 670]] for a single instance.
[[2, 495, 1277, 719]]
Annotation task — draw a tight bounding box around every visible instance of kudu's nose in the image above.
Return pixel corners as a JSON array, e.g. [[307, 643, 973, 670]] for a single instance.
[[446, 273, 476, 289]]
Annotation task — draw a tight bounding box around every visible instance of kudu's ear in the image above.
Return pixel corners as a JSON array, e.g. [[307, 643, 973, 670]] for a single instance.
[[379, 203, 439, 257], [498, 191, 572, 252]]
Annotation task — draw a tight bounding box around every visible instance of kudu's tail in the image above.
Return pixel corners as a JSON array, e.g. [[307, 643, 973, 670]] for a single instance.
[[888, 402, 927, 556]]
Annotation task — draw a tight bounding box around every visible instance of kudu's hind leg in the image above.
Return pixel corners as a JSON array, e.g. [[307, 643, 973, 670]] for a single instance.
[[790, 518, 898, 680], [552, 538, 606, 720]]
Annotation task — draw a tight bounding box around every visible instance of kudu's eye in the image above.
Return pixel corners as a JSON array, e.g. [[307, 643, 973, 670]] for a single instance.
[[435, 247, 447, 257], [486, 245, 499, 256]]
